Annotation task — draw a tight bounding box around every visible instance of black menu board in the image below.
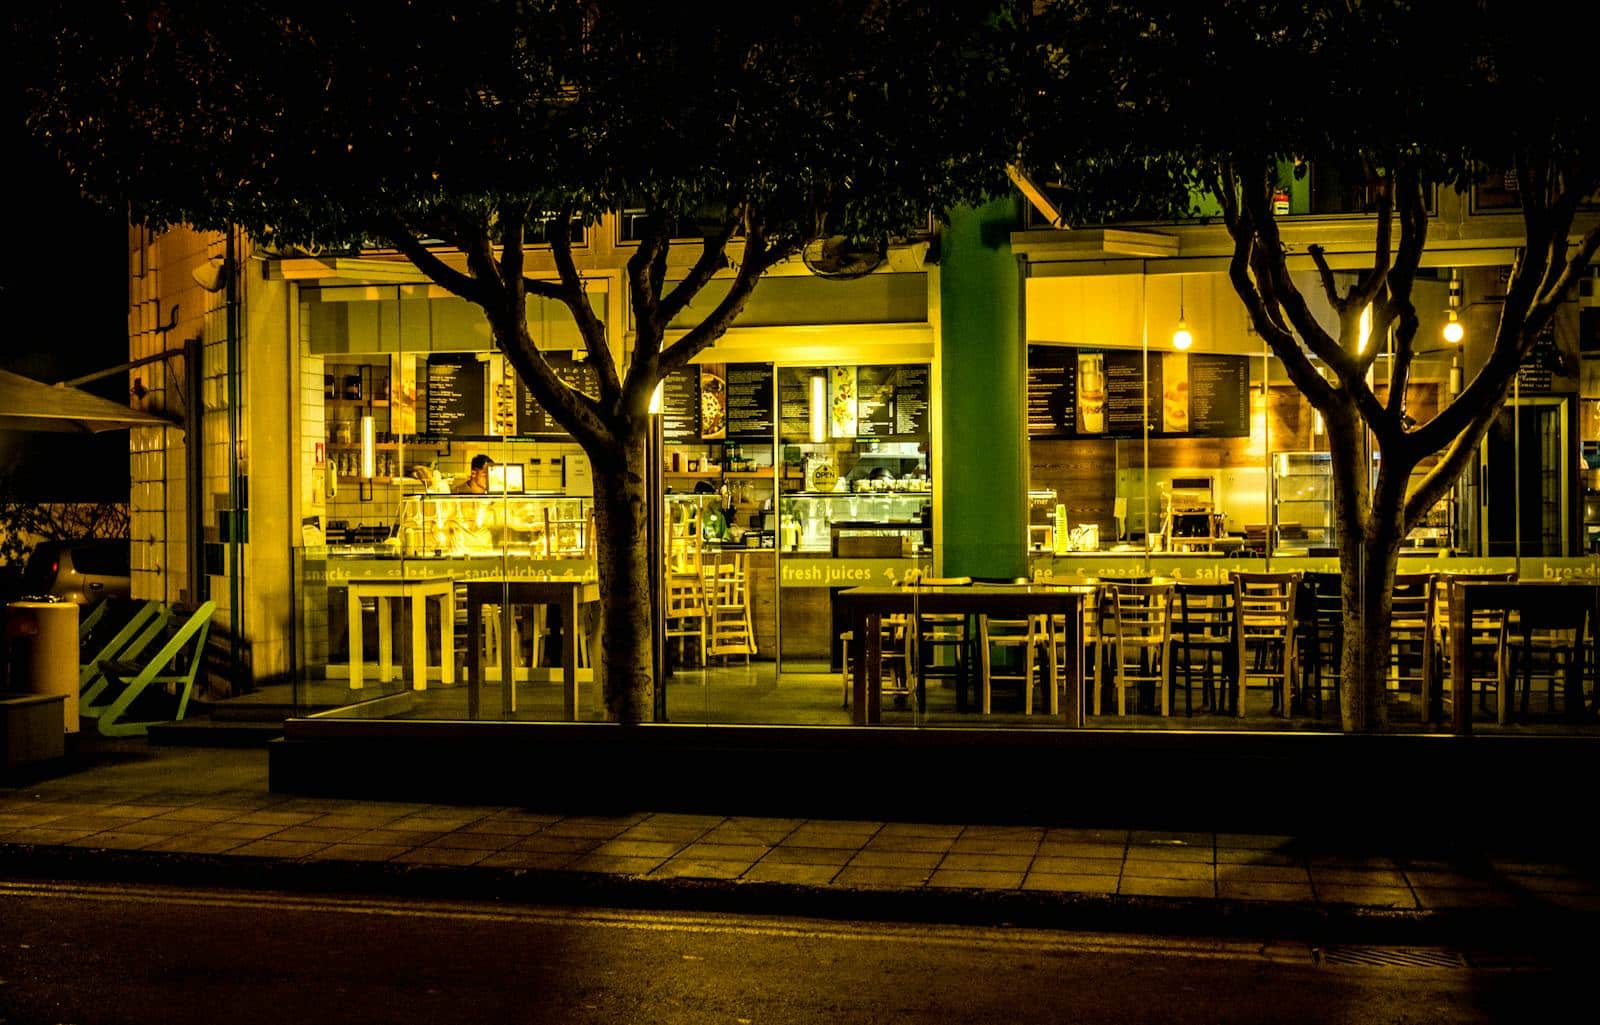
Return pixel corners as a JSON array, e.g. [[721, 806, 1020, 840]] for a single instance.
[[1186, 354, 1249, 436], [1027, 345, 1076, 435], [426, 354, 485, 438], [660, 367, 699, 441], [1516, 320, 1560, 393], [514, 352, 602, 436], [1028, 345, 1250, 439], [778, 367, 814, 440], [894, 366, 930, 436], [855, 365, 896, 438], [726, 363, 775, 437]]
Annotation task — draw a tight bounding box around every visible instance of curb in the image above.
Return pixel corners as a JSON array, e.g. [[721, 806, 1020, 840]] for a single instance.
[[0, 842, 1585, 954]]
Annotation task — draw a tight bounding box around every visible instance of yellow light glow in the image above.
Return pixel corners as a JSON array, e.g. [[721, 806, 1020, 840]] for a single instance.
[[1357, 305, 1372, 353], [648, 380, 664, 414], [810, 374, 827, 444], [360, 415, 375, 478], [1443, 311, 1464, 344], [1171, 319, 1193, 351]]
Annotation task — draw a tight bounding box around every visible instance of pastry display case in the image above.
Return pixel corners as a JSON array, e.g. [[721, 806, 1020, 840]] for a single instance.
[[394, 493, 593, 559]]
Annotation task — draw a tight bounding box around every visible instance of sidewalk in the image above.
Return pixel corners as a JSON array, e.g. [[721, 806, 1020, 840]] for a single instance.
[[3, 740, 1597, 952]]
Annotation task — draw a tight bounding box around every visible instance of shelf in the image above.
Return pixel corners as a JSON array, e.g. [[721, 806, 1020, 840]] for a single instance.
[[328, 442, 405, 450], [665, 471, 722, 479]]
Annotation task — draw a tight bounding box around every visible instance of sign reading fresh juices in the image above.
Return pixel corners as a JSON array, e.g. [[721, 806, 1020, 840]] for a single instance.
[[1027, 344, 1249, 439]]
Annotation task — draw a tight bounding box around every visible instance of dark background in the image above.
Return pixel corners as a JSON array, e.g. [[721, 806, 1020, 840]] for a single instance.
[[2, 83, 130, 502]]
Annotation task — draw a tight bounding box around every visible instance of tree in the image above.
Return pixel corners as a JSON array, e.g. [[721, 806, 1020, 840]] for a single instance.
[[1022, 1, 1600, 731], [18, 1, 1018, 722]]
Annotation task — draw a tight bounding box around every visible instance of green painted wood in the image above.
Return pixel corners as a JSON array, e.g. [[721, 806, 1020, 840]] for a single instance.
[[938, 197, 1027, 581]]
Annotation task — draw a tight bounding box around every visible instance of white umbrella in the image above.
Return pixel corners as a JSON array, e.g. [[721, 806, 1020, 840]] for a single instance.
[[0, 368, 174, 433]]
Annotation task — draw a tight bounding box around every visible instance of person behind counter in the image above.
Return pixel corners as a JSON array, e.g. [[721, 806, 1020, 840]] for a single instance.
[[452, 454, 494, 494]]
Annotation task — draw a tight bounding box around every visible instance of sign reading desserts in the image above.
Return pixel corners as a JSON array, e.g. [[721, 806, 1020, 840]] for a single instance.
[[1028, 345, 1249, 438]]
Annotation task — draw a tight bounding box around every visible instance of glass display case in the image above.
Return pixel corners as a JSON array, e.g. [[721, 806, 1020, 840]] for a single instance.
[[778, 492, 930, 554], [1271, 451, 1334, 554], [394, 493, 593, 558]]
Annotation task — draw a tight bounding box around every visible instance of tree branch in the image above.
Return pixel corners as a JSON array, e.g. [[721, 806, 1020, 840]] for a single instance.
[[659, 210, 742, 328], [624, 211, 670, 333], [384, 216, 492, 307], [657, 223, 795, 379], [1384, 171, 1428, 418], [549, 205, 620, 405]]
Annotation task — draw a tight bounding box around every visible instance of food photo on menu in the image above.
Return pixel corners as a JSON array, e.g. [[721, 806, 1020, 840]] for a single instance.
[[1076, 353, 1105, 434], [700, 367, 726, 438], [1162, 351, 1190, 433]]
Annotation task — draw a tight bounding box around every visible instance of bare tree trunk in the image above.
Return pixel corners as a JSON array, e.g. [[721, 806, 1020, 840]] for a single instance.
[[589, 427, 653, 723], [1338, 519, 1401, 733]]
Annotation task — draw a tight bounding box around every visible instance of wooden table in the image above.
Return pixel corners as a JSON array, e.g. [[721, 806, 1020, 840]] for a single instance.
[[837, 584, 1093, 725], [1446, 580, 1600, 733], [462, 577, 602, 721], [345, 576, 456, 691]]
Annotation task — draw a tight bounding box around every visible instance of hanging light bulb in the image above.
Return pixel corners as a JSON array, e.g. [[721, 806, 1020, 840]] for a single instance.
[[1443, 269, 1465, 344], [1172, 277, 1193, 350]]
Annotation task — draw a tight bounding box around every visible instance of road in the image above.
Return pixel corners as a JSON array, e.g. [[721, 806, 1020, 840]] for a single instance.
[[0, 880, 1579, 1024]]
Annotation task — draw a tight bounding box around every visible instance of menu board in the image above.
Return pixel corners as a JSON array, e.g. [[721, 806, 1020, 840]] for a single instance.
[[1517, 320, 1560, 393], [829, 367, 858, 437], [425, 354, 486, 438], [894, 366, 930, 436], [778, 368, 814, 440], [855, 366, 896, 437], [699, 364, 727, 440], [1029, 345, 1249, 439], [660, 367, 699, 441], [726, 363, 775, 437], [514, 352, 602, 436]]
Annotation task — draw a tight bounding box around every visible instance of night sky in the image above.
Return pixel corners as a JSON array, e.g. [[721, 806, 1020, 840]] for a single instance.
[[2, 86, 133, 502]]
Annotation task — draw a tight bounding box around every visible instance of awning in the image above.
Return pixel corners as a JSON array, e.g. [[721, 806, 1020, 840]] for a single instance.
[[0, 368, 175, 433]]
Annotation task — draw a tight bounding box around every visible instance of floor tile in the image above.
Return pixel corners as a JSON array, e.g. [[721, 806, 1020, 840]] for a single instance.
[[540, 820, 630, 839], [878, 822, 964, 838], [847, 849, 943, 870], [113, 818, 201, 837], [426, 832, 519, 852], [306, 844, 409, 862], [591, 839, 688, 859], [349, 828, 447, 847], [1314, 884, 1419, 908], [1121, 859, 1213, 881], [229, 811, 322, 827], [1130, 830, 1212, 848], [782, 830, 873, 850], [642, 813, 727, 829], [1215, 849, 1300, 867], [1216, 833, 1296, 850], [617, 824, 712, 843], [229, 839, 332, 859], [949, 837, 1040, 856], [567, 854, 668, 875], [476, 850, 579, 870], [389, 846, 491, 866], [156, 807, 240, 824], [65, 831, 164, 851], [864, 834, 956, 854], [1405, 871, 1491, 890], [1309, 868, 1408, 888], [1023, 872, 1118, 894], [140, 834, 248, 855], [1218, 880, 1315, 902], [835, 866, 932, 888], [1118, 877, 1215, 898], [512, 834, 602, 855], [1037, 841, 1128, 860], [268, 826, 367, 844], [650, 858, 747, 880], [677, 842, 769, 863], [1123, 844, 1214, 863], [1215, 864, 1311, 884], [304, 812, 411, 830], [1030, 855, 1123, 877], [937, 853, 1031, 873], [928, 868, 1024, 889], [1411, 888, 1518, 909], [1502, 873, 1596, 894], [762, 846, 855, 867], [185, 822, 283, 842], [798, 820, 882, 835], [742, 862, 841, 886]]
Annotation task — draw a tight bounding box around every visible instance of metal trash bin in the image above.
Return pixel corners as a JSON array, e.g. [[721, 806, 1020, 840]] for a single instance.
[[4, 599, 79, 734]]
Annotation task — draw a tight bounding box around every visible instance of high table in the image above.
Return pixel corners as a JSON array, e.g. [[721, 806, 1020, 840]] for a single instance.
[[462, 577, 602, 721], [1446, 579, 1600, 733], [837, 584, 1093, 725], [345, 576, 456, 691]]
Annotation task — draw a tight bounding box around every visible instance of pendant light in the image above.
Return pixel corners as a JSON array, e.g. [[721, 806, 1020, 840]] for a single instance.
[[1172, 277, 1193, 351], [1443, 269, 1465, 344]]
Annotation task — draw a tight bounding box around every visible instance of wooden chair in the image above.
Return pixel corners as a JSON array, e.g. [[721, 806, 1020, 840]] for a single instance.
[[908, 574, 975, 711], [79, 601, 215, 737], [705, 550, 757, 663], [978, 584, 1056, 716], [1505, 588, 1589, 720], [1429, 572, 1515, 722], [1387, 573, 1436, 711], [1101, 581, 1174, 716], [841, 586, 913, 709], [1298, 571, 1343, 718], [664, 501, 708, 667], [1170, 582, 1236, 716], [1231, 571, 1301, 717]]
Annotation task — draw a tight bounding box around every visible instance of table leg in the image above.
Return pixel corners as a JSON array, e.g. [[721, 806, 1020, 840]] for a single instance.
[[866, 610, 883, 724], [1045, 615, 1059, 716], [500, 594, 515, 719], [1421, 612, 1435, 725], [409, 591, 428, 692], [563, 587, 580, 721], [850, 609, 867, 726], [585, 598, 603, 718], [1450, 585, 1470, 734], [467, 596, 481, 720], [1063, 601, 1083, 727], [377, 596, 394, 683], [348, 587, 365, 691], [439, 585, 455, 686]]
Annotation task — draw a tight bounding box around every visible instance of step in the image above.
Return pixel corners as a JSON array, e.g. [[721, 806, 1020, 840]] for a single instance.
[[146, 718, 283, 748]]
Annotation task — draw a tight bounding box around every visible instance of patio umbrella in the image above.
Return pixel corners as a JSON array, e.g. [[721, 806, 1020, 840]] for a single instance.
[[0, 368, 174, 433]]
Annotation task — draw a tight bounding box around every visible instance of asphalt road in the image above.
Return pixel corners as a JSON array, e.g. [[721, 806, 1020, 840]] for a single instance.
[[0, 880, 1580, 1024]]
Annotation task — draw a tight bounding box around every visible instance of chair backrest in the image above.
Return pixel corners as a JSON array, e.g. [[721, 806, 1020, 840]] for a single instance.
[[1431, 572, 1517, 640], [1106, 582, 1173, 644], [1390, 573, 1434, 631], [1172, 582, 1235, 640], [1231, 571, 1300, 637]]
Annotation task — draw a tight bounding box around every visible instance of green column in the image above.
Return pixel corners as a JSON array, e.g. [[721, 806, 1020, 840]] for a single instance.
[[938, 196, 1026, 581]]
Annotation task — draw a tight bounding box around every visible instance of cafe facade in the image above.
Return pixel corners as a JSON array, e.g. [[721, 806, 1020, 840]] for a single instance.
[[123, 180, 1600, 738]]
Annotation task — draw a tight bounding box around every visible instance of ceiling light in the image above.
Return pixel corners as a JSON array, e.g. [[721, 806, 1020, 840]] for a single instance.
[[1172, 278, 1193, 350]]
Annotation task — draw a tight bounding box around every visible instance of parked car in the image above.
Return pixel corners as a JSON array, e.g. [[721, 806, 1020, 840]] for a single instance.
[[19, 539, 131, 605]]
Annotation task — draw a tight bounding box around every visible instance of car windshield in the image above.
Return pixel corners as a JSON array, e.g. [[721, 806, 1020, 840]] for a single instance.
[[73, 541, 130, 575]]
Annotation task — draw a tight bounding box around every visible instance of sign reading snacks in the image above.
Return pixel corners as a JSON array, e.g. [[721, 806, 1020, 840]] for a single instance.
[[1027, 345, 1249, 438]]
